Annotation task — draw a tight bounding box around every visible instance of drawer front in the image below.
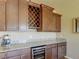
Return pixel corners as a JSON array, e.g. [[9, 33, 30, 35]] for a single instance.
[[58, 42, 66, 46], [46, 44, 57, 48], [21, 48, 31, 55], [20, 49, 27, 55], [6, 50, 21, 57], [0, 53, 6, 59], [7, 56, 20, 59]]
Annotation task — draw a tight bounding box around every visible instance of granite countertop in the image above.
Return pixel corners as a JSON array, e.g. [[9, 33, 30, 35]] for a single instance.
[[0, 38, 66, 53]]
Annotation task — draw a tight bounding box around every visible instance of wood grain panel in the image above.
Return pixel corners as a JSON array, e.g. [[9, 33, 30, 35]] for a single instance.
[[19, 0, 28, 32], [6, 0, 19, 31], [0, 52, 6, 59], [58, 42, 66, 59], [6, 50, 21, 58], [53, 13, 61, 32], [41, 4, 55, 32], [7, 56, 20, 59], [0, 2, 5, 31], [56, 15, 61, 32], [45, 44, 57, 59]]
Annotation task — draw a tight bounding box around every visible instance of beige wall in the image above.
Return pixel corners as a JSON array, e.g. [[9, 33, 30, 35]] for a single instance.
[[31, 0, 79, 59]]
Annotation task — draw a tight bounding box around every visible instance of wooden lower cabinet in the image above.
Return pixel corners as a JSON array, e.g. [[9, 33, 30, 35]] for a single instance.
[[0, 42, 66, 59], [21, 54, 31, 59], [7, 56, 20, 59], [7, 54, 31, 59], [0, 57, 6, 59], [58, 42, 66, 59], [45, 47, 52, 59], [0, 53, 6, 59], [45, 42, 66, 59], [52, 47, 58, 59], [45, 44, 57, 59], [0, 58, 5, 59], [6, 48, 31, 59], [21, 48, 31, 59], [21, 55, 27, 59]]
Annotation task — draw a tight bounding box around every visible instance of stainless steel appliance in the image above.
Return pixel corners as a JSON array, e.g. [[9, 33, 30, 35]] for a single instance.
[[1, 34, 11, 46], [32, 45, 46, 59]]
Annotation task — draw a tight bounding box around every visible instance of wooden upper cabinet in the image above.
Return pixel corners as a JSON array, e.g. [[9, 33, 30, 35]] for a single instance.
[[0, 2, 5, 31], [19, 1, 41, 32], [19, 0, 28, 32], [40, 4, 55, 32], [56, 15, 61, 32], [6, 0, 19, 31], [40, 4, 61, 32], [53, 13, 61, 32], [0, 0, 61, 32], [28, 2, 41, 31]]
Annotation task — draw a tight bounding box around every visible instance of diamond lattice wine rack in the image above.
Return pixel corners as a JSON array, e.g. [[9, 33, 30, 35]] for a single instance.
[[28, 4, 41, 30]]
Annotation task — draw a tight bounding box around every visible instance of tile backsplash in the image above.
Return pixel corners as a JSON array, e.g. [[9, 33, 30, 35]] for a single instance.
[[0, 32, 56, 44]]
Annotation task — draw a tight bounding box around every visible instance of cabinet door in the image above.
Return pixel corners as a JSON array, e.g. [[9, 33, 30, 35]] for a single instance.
[[21, 55, 27, 59], [0, 53, 6, 59], [0, 2, 5, 31], [0, 58, 5, 59], [45, 47, 52, 59], [21, 48, 31, 59], [58, 43, 66, 59], [28, 2, 41, 31], [51, 47, 57, 59], [53, 13, 61, 32], [19, 0, 28, 32], [21, 55, 31, 59], [41, 4, 55, 32], [56, 15, 61, 32], [6, 0, 19, 31], [7, 56, 20, 59], [45, 44, 57, 59]]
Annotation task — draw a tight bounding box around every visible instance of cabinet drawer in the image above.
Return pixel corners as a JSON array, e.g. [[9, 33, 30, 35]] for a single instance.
[[6, 50, 21, 57], [46, 44, 57, 48], [58, 42, 66, 46], [21, 48, 28, 55], [7, 56, 20, 59], [21, 48, 31, 55], [0, 53, 6, 59]]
